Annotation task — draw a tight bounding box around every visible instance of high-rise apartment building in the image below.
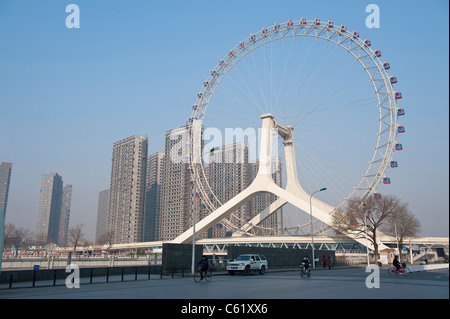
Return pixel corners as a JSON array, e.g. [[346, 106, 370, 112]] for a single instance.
[[206, 143, 250, 238], [108, 135, 148, 244], [36, 172, 64, 244], [159, 126, 202, 241], [95, 188, 110, 244], [143, 152, 164, 242], [0, 162, 13, 221], [58, 184, 72, 246]]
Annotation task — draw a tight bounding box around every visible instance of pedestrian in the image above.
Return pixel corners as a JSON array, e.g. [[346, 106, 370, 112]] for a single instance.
[[327, 256, 332, 269], [322, 255, 327, 269]]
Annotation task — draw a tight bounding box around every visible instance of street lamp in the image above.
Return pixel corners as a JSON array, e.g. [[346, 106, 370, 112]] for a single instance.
[[191, 168, 197, 276], [310, 187, 326, 269]]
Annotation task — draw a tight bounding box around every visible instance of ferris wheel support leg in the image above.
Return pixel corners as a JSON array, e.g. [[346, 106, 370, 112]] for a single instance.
[[172, 182, 263, 244], [240, 197, 287, 233]]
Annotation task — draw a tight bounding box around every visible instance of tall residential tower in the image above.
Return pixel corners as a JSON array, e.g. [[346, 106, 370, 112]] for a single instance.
[[108, 135, 148, 244], [143, 152, 164, 242], [0, 162, 13, 221], [95, 188, 110, 244], [35, 172, 64, 244]]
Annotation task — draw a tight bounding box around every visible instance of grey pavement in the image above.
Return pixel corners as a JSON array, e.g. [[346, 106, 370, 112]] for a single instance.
[[0, 266, 448, 300]]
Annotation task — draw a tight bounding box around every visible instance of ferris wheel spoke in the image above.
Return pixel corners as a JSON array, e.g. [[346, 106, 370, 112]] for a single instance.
[[277, 35, 319, 117], [278, 37, 337, 116], [212, 84, 263, 119], [294, 144, 358, 207], [226, 60, 268, 116]]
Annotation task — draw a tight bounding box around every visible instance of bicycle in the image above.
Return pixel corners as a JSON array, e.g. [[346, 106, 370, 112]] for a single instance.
[[299, 263, 311, 278], [388, 263, 411, 276], [194, 267, 212, 282]]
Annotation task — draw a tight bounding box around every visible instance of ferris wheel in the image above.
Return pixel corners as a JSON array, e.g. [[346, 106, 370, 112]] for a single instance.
[[185, 18, 405, 238]]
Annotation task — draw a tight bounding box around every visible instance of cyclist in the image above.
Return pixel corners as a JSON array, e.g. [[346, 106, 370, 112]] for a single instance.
[[198, 255, 209, 279], [301, 256, 311, 271], [392, 255, 401, 271]]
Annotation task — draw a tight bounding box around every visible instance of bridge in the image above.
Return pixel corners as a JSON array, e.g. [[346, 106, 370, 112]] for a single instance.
[[73, 235, 448, 257]]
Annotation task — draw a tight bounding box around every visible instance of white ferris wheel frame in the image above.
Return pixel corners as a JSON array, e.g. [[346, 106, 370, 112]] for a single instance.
[[186, 18, 401, 236]]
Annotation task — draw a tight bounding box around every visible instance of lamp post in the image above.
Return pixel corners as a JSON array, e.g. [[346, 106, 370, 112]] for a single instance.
[[191, 168, 197, 276], [310, 187, 326, 269]]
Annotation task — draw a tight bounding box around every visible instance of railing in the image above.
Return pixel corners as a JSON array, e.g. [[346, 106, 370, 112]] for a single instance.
[[0, 265, 201, 289]]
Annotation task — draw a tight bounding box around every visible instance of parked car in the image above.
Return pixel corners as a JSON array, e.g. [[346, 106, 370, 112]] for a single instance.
[[226, 254, 268, 276]]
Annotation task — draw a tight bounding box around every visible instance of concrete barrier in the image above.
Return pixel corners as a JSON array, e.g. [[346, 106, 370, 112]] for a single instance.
[[408, 263, 449, 272]]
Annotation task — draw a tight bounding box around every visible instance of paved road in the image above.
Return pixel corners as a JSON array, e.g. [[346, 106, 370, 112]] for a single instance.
[[1, 266, 448, 300]]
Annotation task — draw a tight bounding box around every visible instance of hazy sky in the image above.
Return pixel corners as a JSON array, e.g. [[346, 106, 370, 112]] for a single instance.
[[0, 0, 448, 241]]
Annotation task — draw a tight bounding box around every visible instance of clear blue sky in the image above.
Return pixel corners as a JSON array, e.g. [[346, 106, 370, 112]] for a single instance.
[[0, 0, 448, 240]]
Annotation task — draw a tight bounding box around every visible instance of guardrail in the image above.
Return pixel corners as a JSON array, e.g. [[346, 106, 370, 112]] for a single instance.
[[0, 265, 197, 289]]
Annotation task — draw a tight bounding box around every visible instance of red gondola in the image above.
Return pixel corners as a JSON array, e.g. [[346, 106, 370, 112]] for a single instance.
[[287, 19, 294, 27], [374, 192, 382, 199], [203, 81, 209, 87], [239, 41, 245, 48], [228, 50, 234, 57], [374, 50, 381, 57], [197, 93, 203, 99], [364, 39, 371, 47], [314, 18, 320, 25], [225, 231, 232, 237], [397, 125, 405, 133], [300, 18, 307, 25], [383, 62, 390, 70], [327, 20, 333, 28], [262, 27, 268, 35], [352, 31, 359, 38], [390, 161, 398, 168], [192, 105, 197, 110], [390, 76, 397, 84], [211, 70, 217, 76], [395, 143, 403, 151], [274, 23, 280, 30], [216, 223, 223, 229], [395, 92, 402, 99], [397, 108, 405, 116], [340, 25, 347, 32], [250, 34, 256, 42], [383, 177, 391, 184]]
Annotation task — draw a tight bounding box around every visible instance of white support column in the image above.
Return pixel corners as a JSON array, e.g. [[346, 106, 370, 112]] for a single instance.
[[173, 114, 389, 252]]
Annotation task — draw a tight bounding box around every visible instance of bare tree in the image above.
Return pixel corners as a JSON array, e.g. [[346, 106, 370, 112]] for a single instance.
[[96, 230, 115, 253], [68, 224, 84, 253], [332, 194, 407, 261], [4, 224, 34, 255], [381, 203, 421, 253]]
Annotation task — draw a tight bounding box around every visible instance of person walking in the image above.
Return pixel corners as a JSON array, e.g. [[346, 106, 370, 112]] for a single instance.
[[327, 256, 332, 269], [321, 255, 327, 269]]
